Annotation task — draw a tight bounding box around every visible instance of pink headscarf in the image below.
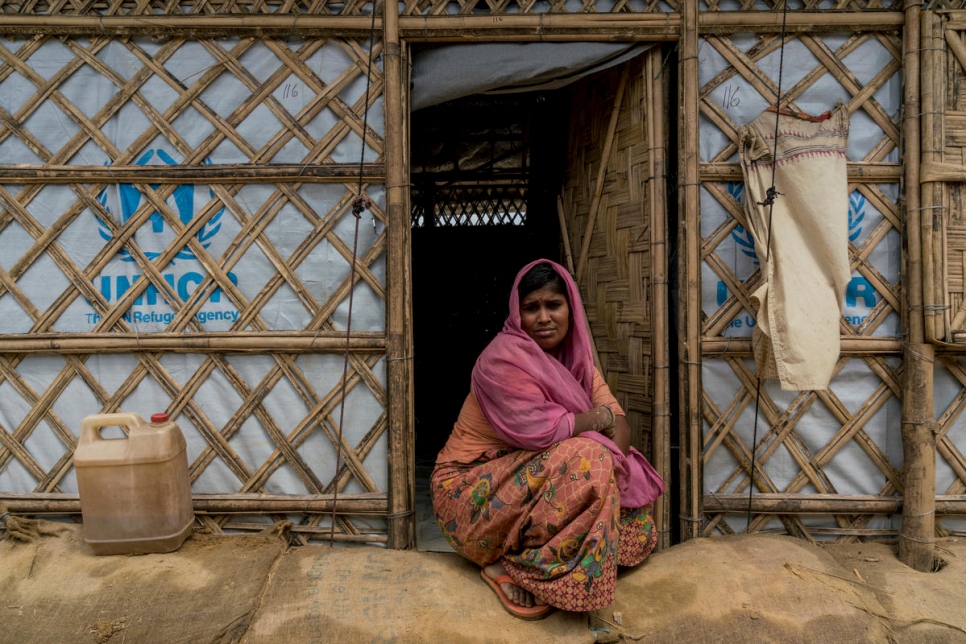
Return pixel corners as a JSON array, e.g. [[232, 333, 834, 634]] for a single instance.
[[472, 259, 664, 508]]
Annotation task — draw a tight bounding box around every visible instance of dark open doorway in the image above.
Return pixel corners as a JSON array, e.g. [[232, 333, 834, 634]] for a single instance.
[[410, 91, 569, 478]]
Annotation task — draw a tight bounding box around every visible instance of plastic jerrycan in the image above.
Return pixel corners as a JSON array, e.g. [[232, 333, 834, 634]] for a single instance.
[[74, 412, 194, 555]]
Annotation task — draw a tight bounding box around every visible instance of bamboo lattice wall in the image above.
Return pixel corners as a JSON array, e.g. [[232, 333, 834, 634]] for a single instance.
[[0, 32, 402, 545], [695, 25, 909, 542]]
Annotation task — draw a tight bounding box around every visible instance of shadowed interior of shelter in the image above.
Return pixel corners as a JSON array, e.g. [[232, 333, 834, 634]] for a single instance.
[[409, 91, 568, 549]]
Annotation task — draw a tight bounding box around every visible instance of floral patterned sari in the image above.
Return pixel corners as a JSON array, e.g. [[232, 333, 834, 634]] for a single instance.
[[432, 436, 656, 612]]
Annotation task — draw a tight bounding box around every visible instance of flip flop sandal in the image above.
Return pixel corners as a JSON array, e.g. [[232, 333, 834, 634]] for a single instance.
[[480, 569, 554, 621]]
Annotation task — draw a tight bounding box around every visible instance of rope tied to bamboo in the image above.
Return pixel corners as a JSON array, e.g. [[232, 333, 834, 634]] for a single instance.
[[352, 193, 373, 218]]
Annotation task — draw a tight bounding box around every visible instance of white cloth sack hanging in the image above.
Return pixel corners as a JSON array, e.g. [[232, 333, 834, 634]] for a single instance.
[[737, 102, 851, 391]]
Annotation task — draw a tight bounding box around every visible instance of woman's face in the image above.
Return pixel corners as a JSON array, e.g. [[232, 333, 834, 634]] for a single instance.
[[520, 284, 570, 352]]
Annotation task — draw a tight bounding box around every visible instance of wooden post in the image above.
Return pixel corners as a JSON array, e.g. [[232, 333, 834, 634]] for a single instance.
[[646, 47, 671, 550], [899, 342, 936, 571], [383, 0, 415, 550], [899, 0, 935, 572], [678, 0, 703, 542]]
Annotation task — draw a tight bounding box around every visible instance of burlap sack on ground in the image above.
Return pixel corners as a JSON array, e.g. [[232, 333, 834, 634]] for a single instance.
[[594, 533, 893, 643], [243, 534, 896, 644], [1, 521, 286, 644], [242, 545, 594, 643]]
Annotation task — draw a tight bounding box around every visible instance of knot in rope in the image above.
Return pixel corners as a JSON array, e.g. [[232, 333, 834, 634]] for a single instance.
[[351, 194, 372, 218], [756, 186, 782, 207]]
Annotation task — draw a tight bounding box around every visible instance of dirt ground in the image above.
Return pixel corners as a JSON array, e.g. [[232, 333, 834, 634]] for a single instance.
[[2, 519, 965, 643]]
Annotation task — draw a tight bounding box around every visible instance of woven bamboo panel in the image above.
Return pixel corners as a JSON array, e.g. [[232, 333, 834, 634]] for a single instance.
[[561, 55, 656, 452], [697, 31, 905, 542], [922, 21, 966, 344], [0, 34, 392, 544]]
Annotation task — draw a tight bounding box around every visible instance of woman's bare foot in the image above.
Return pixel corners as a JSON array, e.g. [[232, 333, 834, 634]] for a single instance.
[[483, 563, 547, 608]]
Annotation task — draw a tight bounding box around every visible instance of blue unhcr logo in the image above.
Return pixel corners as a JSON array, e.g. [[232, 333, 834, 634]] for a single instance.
[[848, 191, 865, 242], [722, 185, 865, 268], [716, 189, 876, 328], [726, 182, 758, 264], [96, 149, 224, 264]]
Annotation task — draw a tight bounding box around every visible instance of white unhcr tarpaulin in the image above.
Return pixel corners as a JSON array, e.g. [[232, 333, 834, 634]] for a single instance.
[[0, 36, 388, 502]]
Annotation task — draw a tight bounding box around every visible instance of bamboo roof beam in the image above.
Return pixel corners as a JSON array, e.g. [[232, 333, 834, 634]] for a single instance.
[[0, 14, 682, 40]]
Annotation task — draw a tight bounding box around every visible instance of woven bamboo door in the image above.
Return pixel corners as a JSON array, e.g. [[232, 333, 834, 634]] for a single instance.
[[692, 24, 906, 542], [0, 30, 410, 545], [560, 49, 671, 548]]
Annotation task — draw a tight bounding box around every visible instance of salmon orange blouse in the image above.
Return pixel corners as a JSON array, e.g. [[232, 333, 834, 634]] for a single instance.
[[436, 368, 624, 466]]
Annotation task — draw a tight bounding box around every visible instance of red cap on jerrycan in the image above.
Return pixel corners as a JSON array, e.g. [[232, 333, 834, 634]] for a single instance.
[[151, 413, 169, 423]]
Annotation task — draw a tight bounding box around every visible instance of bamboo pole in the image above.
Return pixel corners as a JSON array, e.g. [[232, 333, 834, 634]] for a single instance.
[[576, 65, 628, 283], [557, 194, 603, 372], [698, 11, 904, 33], [556, 195, 576, 273], [0, 333, 386, 354], [700, 162, 901, 183], [702, 337, 902, 355], [0, 493, 388, 514], [679, 0, 703, 542], [921, 15, 944, 343], [0, 15, 383, 37], [900, 344, 937, 568], [646, 47, 671, 551], [398, 19, 681, 42], [402, 41, 418, 554], [383, 0, 414, 550], [0, 164, 385, 184], [899, 0, 936, 573], [0, 14, 682, 40], [703, 493, 966, 515]]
